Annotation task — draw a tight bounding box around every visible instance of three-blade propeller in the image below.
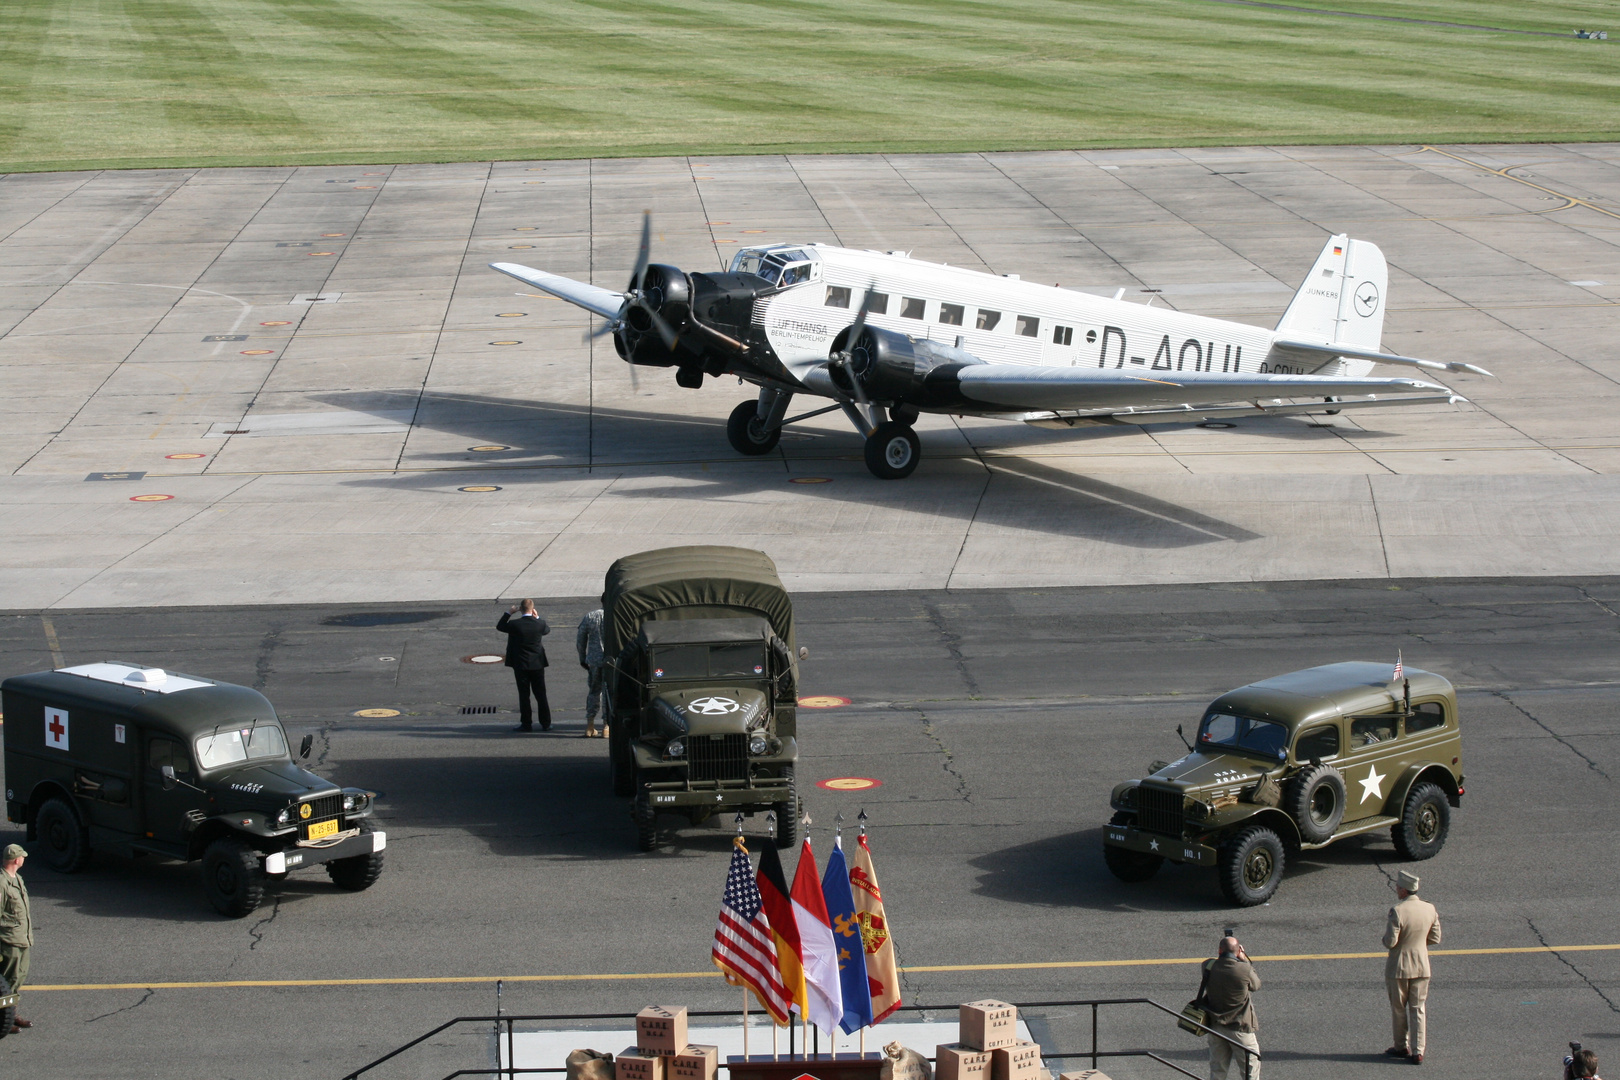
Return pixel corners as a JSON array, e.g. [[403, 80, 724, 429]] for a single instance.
[[590, 211, 681, 350], [830, 288, 876, 408]]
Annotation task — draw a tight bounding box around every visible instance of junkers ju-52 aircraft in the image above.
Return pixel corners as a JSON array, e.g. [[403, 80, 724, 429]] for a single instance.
[[492, 216, 1488, 479]]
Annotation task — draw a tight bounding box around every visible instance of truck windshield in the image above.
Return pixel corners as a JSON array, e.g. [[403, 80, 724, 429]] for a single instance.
[[1198, 710, 1287, 761], [650, 643, 767, 680], [195, 724, 289, 770]]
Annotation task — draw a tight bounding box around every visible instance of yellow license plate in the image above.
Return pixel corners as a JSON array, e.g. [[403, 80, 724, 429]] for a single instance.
[[307, 818, 339, 840]]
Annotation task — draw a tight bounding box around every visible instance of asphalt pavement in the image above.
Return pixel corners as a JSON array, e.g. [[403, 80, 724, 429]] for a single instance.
[[1, 577, 1617, 1079]]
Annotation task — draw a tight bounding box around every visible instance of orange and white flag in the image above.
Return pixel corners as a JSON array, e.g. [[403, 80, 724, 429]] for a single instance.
[[847, 831, 901, 1023]]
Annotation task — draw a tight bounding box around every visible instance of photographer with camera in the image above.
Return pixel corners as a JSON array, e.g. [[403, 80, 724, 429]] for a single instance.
[[1565, 1042, 1601, 1080]]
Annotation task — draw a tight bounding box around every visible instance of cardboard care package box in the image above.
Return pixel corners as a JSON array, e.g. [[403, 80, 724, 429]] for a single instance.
[[940, 1000, 1042, 1080], [618, 1008, 717, 1080]]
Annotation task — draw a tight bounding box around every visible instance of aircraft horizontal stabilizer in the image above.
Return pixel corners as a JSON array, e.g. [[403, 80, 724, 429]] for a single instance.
[[954, 365, 1449, 412], [1022, 393, 1465, 429], [1271, 338, 1493, 378], [489, 262, 625, 322]]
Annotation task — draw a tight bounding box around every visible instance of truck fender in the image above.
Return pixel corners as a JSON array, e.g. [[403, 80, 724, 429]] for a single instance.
[[186, 818, 253, 862], [1213, 805, 1303, 850], [24, 781, 79, 840], [1386, 763, 1460, 814]]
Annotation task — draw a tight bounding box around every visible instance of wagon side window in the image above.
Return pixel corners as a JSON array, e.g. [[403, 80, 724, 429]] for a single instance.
[[1294, 725, 1340, 761], [1351, 714, 1398, 747], [1406, 701, 1446, 734]]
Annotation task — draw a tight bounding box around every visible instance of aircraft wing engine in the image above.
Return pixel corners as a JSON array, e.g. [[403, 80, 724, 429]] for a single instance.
[[826, 325, 1451, 413]]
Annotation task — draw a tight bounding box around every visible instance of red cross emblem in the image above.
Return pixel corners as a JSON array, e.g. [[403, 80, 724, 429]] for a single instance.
[[45, 707, 69, 750]]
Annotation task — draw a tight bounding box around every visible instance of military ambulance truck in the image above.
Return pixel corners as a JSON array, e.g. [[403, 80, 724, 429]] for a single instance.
[[3, 662, 385, 917], [601, 546, 804, 852]]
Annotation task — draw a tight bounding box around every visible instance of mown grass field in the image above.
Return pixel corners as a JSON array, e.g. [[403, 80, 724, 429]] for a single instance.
[[2, 0, 1617, 172]]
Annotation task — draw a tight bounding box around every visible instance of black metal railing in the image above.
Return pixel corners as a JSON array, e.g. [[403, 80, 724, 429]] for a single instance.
[[339, 997, 1258, 1080]]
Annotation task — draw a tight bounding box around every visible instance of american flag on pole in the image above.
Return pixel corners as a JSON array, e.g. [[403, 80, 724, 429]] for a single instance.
[[712, 838, 793, 1025], [1393, 650, 1403, 682]]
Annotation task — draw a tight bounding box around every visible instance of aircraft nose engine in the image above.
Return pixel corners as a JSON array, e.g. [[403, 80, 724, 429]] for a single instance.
[[619, 263, 691, 363], [830, 324, 979, 400]]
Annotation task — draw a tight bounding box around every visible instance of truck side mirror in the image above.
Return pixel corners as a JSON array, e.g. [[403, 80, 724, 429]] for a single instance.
[[798, 646, 809, 660], [299, 734, 313, 760], [161, 764, 176, 791]]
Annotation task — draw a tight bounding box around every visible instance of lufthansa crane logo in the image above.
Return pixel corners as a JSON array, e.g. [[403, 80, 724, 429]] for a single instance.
[[688, 696, 741, 715], [1354, 280, 1380, 316]]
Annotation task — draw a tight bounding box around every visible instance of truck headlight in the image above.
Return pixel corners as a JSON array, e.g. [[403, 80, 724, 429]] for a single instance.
[[343, 793, 368, 812], [748, 734, 769, 756], [276, 808, 292, 826], [1187, 800, 1211, 821], [666, 738, 685, 758]]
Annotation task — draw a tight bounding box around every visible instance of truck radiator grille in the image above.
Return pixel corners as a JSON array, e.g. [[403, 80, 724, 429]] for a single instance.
[[688, 734, 749, 782], [297, 793, 344, 839], [1137, 784, 1184, 838]]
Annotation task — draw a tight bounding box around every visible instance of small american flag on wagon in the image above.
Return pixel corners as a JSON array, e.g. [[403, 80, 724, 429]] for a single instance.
[[711, 838, 793, 1025], [1393, 650, 1403, 682]]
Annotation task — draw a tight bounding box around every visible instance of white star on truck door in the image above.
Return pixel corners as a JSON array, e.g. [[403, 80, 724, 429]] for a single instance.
[[1359, 766, 1386, 803]]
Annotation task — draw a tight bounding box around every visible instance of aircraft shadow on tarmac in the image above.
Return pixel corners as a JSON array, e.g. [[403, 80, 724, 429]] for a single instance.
[[318, 390, 1261, 548], [972, 828, 1404, 912]]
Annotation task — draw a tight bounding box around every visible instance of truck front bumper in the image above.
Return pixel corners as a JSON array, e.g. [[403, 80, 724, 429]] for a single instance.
[[1103, 823, 1216, 867], [642, 778, 791, 810], [263, 829, 385, 874]]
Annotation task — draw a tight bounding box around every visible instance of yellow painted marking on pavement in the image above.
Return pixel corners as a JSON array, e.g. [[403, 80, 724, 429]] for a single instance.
[[41, 615, 64, 668], [28, 943, 1620, 993], [1419, 146, 1620, 223]]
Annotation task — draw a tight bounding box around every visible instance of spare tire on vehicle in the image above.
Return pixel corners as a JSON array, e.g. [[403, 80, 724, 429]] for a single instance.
[[1286, 763, 1347, 844]]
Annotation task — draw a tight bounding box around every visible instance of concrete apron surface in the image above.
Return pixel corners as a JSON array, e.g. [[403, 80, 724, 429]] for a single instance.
[[2, 144, 1619, 609]]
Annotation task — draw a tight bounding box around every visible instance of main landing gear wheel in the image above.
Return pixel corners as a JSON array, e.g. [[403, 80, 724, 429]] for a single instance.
[[863, 422, 920, 480], [727, 400, 780, 455]]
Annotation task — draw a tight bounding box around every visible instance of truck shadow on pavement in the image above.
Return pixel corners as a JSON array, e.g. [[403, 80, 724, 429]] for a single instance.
[[972, 828, 1407, 911]]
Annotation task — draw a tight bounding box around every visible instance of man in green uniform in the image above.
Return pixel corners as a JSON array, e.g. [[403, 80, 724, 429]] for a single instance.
[[0, 843, 33, 1032]]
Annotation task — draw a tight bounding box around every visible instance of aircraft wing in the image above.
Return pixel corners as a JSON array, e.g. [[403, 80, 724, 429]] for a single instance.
[[489, 262, 625, 321], [1270, 338, 1493, 377], [952, 366, 1451, 412]]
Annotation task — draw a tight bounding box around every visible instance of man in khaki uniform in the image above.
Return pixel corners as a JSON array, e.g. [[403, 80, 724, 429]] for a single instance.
[[1204, 935, 1261, 1080], [0, 843, 33, 1032], [1383, 869, 1440, 1064]]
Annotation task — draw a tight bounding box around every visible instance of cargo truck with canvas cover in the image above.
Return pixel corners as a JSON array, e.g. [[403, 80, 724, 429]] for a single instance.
[[1102, 662, 1463, 906], [602, 546, 803, 852], [3, 662, 385, 917]]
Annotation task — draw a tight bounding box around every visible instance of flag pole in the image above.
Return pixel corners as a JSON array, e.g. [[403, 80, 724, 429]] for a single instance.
[[735, 813, 750, 1059], [859, 808, 869, 1056]]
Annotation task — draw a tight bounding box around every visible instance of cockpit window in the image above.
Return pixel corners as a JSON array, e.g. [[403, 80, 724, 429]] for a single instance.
[[732, 250, 768, 276], [756, 260, 784, 286], [780, 263, 813, 286], [1198, 710, 1288, 761]]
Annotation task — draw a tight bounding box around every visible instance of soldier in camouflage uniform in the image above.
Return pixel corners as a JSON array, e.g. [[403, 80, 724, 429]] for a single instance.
[[576, 608, 607, 738]]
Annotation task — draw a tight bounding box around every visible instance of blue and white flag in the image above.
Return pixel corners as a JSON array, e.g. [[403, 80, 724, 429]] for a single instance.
[[821, 835, 874, 1034]]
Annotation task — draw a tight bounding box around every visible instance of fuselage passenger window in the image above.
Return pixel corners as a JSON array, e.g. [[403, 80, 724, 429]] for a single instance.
[[1053, 326, 1074, 346], [1015, 315, 1039, 337], [825, 286, 851, 309], [938, 303, 964, 326], [900, 297, 926, 319], [1407, 702, 1446, 734], [976, 309, 1001, 332], [863, 292, 889, 315]]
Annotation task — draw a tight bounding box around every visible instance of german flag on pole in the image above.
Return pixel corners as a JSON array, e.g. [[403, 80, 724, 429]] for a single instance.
[[848, 830, 901, 1023], [756, 840, 808, 1018]]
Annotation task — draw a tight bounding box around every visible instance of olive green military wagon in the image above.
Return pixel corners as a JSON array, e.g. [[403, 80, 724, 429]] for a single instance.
[[1103, 662, 1463, 906]]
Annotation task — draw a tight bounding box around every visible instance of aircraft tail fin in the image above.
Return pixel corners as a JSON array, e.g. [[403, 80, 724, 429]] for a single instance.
[[1275, 234, 1388, 356]]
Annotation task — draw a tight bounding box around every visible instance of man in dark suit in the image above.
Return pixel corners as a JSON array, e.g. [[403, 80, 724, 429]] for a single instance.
[[497, 599, 550, 731]]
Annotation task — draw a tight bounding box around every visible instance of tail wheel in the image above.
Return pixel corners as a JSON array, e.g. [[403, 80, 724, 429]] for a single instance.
[[325, 820, 385, 891], [1392, 781, 1451, 860], [727, 400, 781, 455], [35, 797, 90, 873], [1217, 825, 1286, 907], [201, 838, 267, 918], [863, 422, 920, 480], [1285, 764, 1347, 844]]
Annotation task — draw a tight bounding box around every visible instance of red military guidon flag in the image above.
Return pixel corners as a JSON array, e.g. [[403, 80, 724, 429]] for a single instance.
[[712, 838, 794, 1025], [1393, 650, 1403, 682]]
